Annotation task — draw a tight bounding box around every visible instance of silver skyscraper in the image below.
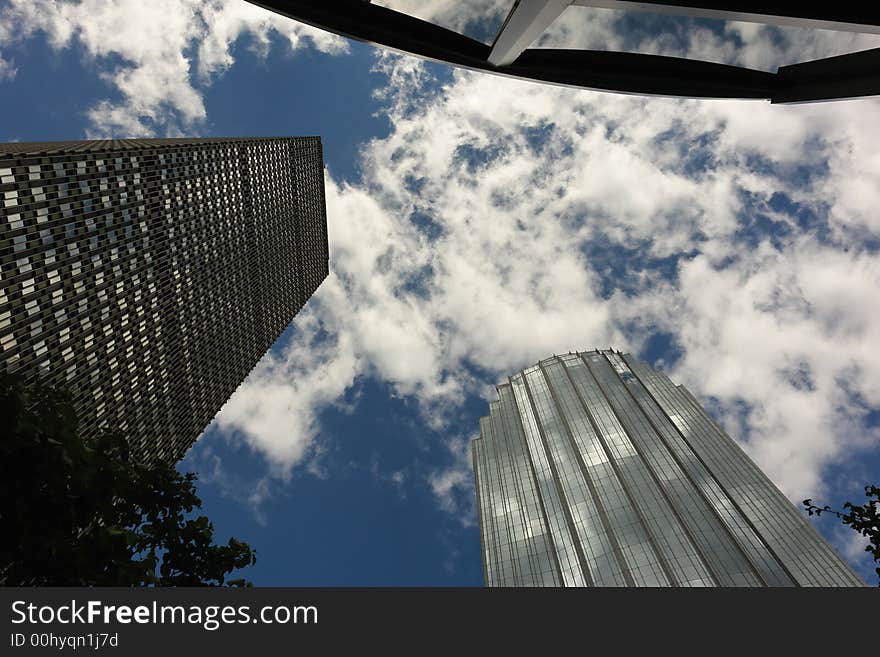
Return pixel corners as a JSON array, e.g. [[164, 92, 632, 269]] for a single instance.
[[473, 349, 864, 587]]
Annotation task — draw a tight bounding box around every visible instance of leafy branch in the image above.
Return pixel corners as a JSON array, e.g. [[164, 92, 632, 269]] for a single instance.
[[1, 374, 256, 586], [804, 485, 880, 586]]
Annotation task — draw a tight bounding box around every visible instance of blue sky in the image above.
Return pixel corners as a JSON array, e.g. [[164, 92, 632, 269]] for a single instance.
[[1, 0, 879, 585]]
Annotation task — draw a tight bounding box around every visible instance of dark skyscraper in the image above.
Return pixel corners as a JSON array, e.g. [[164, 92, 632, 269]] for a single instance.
[[473, 350, 864, 587], [0, 137, 328, 463]]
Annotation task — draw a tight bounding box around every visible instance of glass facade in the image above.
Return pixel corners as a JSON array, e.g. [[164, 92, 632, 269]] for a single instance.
[[0, 137, 328, 464], [473, 350, 865, 587]]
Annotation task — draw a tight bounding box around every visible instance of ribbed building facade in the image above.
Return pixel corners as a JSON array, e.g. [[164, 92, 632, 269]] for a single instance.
[[0, 137, 328, 463], [473, 350, 864, 587]]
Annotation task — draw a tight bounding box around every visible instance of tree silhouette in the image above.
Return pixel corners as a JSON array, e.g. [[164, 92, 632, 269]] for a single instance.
[[0, 374, 256, 586], [803, 485, 879, 586]]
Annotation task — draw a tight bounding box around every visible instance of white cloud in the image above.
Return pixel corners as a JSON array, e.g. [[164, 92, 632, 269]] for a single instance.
[[195, 0, 348, 81], [373, 0, 510, 40], [183, 444, 275, 525], [427, 434, 478, 522], [0, 54, 16, 80], [213, 306, 362, 474], [539, 6, 880, 69], [836, 524, 871, 564], [0, 0, 349, 136], [662, 243, 880, 496], [216, 26, 880, 517]]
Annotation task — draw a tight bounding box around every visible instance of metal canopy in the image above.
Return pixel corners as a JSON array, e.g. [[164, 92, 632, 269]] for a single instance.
[[245, 0, 880, 102]]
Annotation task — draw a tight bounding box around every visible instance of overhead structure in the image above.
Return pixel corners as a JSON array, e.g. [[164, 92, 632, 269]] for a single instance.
[[245, 0, 880, 102], [488, 0, 572, 66]]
